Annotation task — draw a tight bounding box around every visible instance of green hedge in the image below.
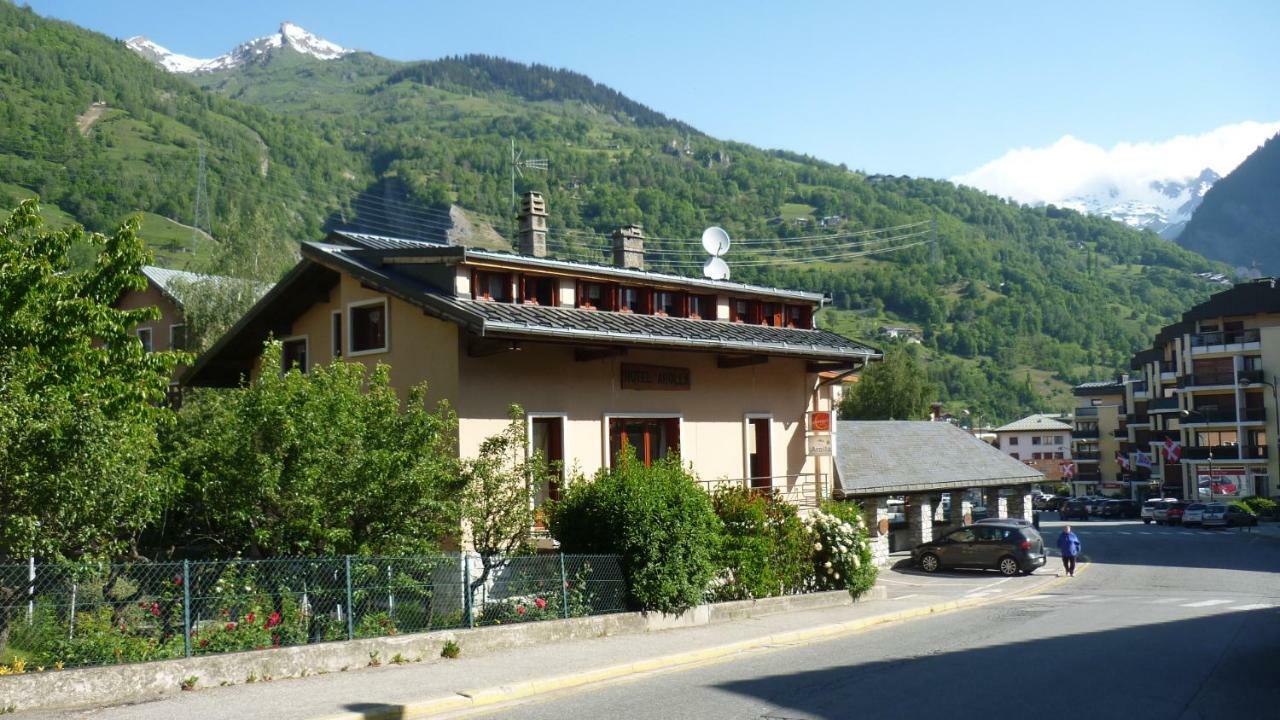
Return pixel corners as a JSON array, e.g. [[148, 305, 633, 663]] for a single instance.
[[709, 487, 811, 601]]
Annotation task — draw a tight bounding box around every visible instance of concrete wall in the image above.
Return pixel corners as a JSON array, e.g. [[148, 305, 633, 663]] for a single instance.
[[0, 588, 885, 714]]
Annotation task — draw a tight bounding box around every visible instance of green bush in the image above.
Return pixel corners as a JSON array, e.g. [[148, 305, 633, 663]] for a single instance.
[[549, 449, 720, 614], [1239, 496, 1277, 517], [709, 487, 811, 600], [813, 501, 878, 599]]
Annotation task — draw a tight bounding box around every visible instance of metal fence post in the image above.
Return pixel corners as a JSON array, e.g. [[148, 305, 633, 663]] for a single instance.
[[182, 560, 192, 658], [344, 555, 355, 641], [26, 556, 35, 624], [559, 554, 570, 619], [463, 553, 474, 628]]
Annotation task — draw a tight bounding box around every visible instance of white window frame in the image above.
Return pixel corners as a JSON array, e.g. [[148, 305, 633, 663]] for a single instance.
[[331, 310, 342, 358], [743, 413, 774, 484], [601, 412, 684, 469], [136, 327, 153, 352], [346, 297, 390, 357], [169, 323, 186, 352], [280, 334, 310, 372]]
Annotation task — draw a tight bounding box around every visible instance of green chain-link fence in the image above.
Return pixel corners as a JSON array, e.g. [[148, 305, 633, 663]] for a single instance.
[[0, 554, 624, 671]]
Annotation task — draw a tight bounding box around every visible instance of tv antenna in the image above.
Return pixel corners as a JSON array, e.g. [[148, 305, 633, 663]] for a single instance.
[[510, 139, 549, 212], [701, 226, 731, 281]]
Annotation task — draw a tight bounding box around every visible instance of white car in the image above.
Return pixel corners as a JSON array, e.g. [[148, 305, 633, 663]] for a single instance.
[[1201, 503, 1229, 528], [1141, 498, 1176, 524], [1182, 503, 1207, 527]]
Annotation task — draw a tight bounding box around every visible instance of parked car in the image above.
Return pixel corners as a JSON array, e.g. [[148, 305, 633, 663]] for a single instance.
[[1224, 505, 1259, 527], [1164, 502, 1189, 525], [1142, 498, 1177, 524], [1198, 502, 1228, 525], [1086, 496, 1112, 515], [1100, 500, 1140, 519], [911, 522, 1047, 577], [1182, 503, 1207, 527], [975, 517, 1034, 528], [1060, 499, 1089, 521], [1152, 500, 1182, 525]]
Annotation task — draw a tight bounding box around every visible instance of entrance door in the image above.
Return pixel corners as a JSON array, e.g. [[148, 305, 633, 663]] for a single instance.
[[530, 417, 564, 526], [608, 417, 680, 467], [747, 417, 772, 491]]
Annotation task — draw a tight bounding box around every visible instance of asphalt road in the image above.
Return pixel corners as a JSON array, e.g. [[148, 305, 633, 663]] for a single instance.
[[476, 517, 1280, 720]]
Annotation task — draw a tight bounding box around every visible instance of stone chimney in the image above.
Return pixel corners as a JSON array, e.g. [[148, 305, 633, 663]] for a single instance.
[[517, 191, 548, 258], [611, 224, 644, 270]]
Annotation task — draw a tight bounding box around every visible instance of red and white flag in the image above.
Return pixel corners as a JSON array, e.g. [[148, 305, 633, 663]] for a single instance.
[[1060, 461, 1075, 479], [1116, 451, 1130, 470], [1163, 438, 1181, 463]]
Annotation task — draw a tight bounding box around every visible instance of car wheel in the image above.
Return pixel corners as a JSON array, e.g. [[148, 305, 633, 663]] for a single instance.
[[920, 553, 941, 573], [998, 556, 1021, 577]]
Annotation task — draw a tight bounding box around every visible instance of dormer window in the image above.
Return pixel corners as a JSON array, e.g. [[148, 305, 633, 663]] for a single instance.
[[619, 286, 651, 314], [786, 305, 812, 329], [688, 294, 715, 320], [654, 291, 685, 317], [577, 281, 614, 310], [473, 270, 511, 302], [520, 275, 555, 305], [760, 302, 783, 327], [730, 298, 754, 323]]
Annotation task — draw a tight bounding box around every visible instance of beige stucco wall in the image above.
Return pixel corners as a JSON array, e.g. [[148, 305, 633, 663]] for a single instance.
[[118, 283, 184, 353]]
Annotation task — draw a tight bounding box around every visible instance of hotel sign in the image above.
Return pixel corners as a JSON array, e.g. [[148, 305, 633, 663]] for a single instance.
[[620, 363, 691, 391]]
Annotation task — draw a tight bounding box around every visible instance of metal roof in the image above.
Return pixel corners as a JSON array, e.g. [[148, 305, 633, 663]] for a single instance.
[[1073, 379, 1125, 396], [833, 421, 1044, 497], [140, 266, 268, 309], [992, 414, 1074, 433]]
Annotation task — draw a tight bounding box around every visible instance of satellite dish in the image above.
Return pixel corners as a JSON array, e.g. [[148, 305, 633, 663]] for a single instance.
[[703, 256, 730, 281], [701, 226, 731, 257]]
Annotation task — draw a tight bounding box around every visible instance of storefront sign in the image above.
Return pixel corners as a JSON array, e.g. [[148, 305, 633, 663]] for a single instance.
[[1196, 468, 1248, 497], [620, 363, 690, 391], [808, 411, 832, 432], [806, 434, 833, 457]]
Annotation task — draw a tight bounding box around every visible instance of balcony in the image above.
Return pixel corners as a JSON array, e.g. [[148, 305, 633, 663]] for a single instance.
[[1128, 414, 1151, 426], [1190, 329, 1261, 355], [1148, 397, 1180, 414], [1073, 428, 1100, 439], [1074, 451, 1101, 462], [1131, 381, 1150, 399], [1180, 445, 1268, 460], [1179, 368, 1264, 389], [1181, 407, 1266, 424], [1112, 428, 1129, 438], [1074, 406, 1099, 418]]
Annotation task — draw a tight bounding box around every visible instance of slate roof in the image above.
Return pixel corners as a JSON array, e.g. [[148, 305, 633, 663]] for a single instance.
[[1073, 379, 1126, 396], [833, 421, 1043, 497], [993, 413, 1073, 433]]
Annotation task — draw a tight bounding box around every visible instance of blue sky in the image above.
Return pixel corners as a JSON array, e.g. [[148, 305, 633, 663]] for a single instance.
[[26, 0, 1280, 178]]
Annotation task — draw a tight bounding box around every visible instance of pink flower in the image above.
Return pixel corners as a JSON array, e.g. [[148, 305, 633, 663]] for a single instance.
[[516, 606, 526, 615], [173, 576, 183, 586], [199, 638, 209, 648], [534, 598, 547, 610], [265, 611, 281, 629], [245, 612, 255, 624], [225, 622, 237, 631], [150, 602, 161, 617]]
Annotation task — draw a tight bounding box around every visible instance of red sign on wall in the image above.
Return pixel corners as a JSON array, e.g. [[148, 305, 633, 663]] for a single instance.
[[808, 411, 832, 432]]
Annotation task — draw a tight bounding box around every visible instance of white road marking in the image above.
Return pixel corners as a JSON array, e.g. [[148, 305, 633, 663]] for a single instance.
[[1146, 598, 1187, 604], [1066, 595, 1096, 601], [1182, 599, 1233, 608], [892, 594, 920, 601], [1227, 603, 1273, 611], [1014, 595, 1051, 601]]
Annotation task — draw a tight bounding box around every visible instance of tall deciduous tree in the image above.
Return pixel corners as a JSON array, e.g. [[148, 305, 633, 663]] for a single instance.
[[0, 199, 182, 563], [839, 345, 936, 421], [163, 343, 462, 557]]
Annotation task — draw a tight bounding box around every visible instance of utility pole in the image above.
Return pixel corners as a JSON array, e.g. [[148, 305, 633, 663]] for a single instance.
[[930, 210, 939, 265], [191, 143, 209, 252]]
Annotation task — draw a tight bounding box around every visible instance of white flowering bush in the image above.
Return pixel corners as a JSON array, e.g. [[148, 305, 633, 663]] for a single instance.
[[803, 503, 877, 598]]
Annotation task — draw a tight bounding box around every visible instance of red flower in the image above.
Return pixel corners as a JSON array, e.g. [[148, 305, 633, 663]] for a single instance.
[[265, 611, 281, 629], [516, 605, 526, 615], [225, 622, 237, 631], [173, 576, 183, 586], [199, 638, 209, 648], [534, 598, 547, 610], [150, 602, 161, 617], [246, 612, 256, 624]]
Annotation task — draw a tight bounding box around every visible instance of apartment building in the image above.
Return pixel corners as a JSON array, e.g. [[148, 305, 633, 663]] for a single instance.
[[1071, 379, 1126, 496], [185, 193, 882, 513], [992, 413, 1073, 489]]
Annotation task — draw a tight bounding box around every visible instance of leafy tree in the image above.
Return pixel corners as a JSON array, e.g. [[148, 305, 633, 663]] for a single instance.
[[839, 345, 936, 420], [162, 343, 461, 557], [0, 199, 181, 564], [458, 405, 556, 600]]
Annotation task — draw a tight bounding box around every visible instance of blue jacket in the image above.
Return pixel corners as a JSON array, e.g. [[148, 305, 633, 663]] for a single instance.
[[1057, 530, 1081, 557]]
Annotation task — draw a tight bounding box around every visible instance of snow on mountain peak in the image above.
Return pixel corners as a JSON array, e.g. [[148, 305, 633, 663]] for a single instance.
[[126, 23, 352, 74], [953, 121, 1280, 237]]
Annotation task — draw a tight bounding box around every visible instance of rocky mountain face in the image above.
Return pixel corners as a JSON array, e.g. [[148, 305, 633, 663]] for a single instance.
[[1177, 133, 1280, 275], [1061, 167, 1221, 239], [126, 22, 352, 74]]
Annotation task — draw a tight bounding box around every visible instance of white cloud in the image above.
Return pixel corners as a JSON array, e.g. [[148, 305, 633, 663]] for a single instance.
[[952, 121, 1280, 206]]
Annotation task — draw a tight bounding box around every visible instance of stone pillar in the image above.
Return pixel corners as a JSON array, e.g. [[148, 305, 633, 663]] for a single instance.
[[949, 492, 973, 527], [984, 488, 1008, 519], [1008, 490, 1033, 520], [861, 496, 891, 568], [908, 493, 933, 545]]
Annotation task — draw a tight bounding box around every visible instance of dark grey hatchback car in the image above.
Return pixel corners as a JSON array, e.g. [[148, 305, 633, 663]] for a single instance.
[[912, 522, 1047, 576]]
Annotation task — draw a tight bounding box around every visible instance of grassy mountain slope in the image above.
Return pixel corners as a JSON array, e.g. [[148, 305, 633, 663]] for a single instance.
[[0, 7, 1230, 422], [1176, 132, 1280, 275]]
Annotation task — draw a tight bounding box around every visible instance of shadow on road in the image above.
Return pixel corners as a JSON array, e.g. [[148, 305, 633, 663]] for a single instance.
[[716, 608, 1279, 720], [341, 702, 405, 719]]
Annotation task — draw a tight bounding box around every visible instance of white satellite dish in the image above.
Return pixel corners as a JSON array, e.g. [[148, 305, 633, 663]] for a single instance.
[[703, 256, 730, 281], [701, 226, 731, 256]]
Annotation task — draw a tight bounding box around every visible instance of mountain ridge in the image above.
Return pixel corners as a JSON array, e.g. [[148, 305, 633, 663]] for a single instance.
[[126, 21, 353, 74]]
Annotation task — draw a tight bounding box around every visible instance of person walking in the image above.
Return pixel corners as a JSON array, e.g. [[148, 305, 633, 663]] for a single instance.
[[1057, 525, 1081, 577]]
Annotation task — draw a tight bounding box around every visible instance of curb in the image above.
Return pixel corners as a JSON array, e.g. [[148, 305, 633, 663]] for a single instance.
[[311, 566, 1083, 720]]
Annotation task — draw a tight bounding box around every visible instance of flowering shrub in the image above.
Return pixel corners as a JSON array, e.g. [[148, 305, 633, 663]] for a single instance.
[[191, 563, 305, 654], [804, 505, 877, 598]]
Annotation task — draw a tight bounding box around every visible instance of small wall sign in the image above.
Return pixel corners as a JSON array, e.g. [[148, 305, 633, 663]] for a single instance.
[[808, 411, 832, 432], [620, 363, 691, 391], [806, 434, 833, 457]]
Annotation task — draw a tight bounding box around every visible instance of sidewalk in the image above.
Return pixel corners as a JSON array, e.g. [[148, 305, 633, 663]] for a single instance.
[[15, 569, 1072, 720]]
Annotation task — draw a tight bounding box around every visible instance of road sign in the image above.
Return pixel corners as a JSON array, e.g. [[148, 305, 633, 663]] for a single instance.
[[806, 434, 832, 457], [808, 411, 832, 433]]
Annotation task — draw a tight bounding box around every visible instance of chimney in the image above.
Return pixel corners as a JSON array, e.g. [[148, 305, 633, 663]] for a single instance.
[[517, 191, 548, 258], [612, 224, 645, 270]]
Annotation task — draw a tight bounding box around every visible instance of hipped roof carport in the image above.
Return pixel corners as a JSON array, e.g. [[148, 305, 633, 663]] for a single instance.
[[832, 421, 1044, 497]]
